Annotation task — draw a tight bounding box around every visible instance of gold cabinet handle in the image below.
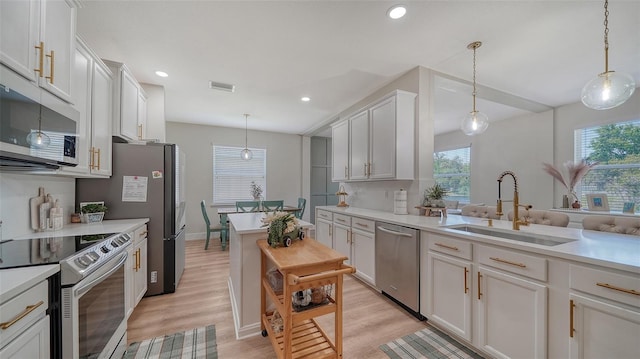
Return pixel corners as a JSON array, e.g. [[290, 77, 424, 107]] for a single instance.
[[363, 163, 368, 176], [477, 272, 482, 300], [489, 256, 526, 268], [0, 301, 44, 330], [139, 230, 148, 237], [354, 222, 369, 229], [96, 148, 101, 170], [34, 42, 44, 77], [89, 147, 95, 169], [368, 162, 372, 176], [435, 242, 459, 251], [569, 299, 576, 338], [45, 50, 54, 83], [136, 248, 141, 271], [137, 124, 143, 139], [464, 267, 469, 294], [596, 282, 640, 296]]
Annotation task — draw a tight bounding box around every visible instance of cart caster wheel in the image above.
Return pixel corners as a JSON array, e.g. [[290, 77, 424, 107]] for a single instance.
[[299, 232, 305, 240], [284, 236, 292, 247], [261, 329, 268, 337]]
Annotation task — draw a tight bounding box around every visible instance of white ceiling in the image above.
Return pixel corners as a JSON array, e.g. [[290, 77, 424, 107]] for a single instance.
[[76, 1, 640, 136]]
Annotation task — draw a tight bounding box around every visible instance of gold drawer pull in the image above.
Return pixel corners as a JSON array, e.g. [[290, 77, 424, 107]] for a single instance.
[[139, 230, 148, 236], [354, 222, 369, 228], [569, 299, 575, 338], [596, 282, 640, 296], [490, 256, 526, 268], [435, 243, 459, 251], [0, 301, 44, 330]]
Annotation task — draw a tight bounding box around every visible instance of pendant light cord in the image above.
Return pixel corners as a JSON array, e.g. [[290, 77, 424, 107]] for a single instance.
[[244, 114, 249, 148], [603, 0, 609, 72], [472, 44, 477, 112]]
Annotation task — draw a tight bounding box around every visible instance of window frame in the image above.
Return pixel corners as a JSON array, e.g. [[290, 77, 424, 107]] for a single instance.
[[433, 146, 471, 204]]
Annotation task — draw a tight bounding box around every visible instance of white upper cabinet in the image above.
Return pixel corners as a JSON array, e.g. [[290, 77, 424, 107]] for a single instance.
[[331, 120, 349, 182], [0, 0, 77, 103], [104, 60, 147, 142], [332, 90, 416, 182]]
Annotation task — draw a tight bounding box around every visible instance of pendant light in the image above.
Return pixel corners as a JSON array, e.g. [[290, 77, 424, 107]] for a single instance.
[[461, 41, 489, 136], [240, 113, 253, 160], [581, 0, 635, 110], [26, 103, 50, 149]]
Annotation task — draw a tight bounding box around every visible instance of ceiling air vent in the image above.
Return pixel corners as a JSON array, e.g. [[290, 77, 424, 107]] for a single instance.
[[209, 81, 235, 93]]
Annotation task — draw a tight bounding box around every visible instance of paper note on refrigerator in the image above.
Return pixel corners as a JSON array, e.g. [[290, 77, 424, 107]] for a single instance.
[[122, 176, 148, 202]]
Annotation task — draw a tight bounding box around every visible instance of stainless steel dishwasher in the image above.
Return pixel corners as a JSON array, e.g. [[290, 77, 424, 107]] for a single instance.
[[375, 222, 424, 319]]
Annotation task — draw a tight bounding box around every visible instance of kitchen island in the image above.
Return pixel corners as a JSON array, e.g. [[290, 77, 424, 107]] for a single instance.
[[227, 212, 313, 339]]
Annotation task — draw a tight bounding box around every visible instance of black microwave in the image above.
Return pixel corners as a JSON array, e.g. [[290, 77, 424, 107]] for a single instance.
[[0, 70, 79, 170]]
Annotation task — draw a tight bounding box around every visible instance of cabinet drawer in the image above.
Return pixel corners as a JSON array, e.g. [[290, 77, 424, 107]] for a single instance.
[[570, 265, 640, 308], [477, 245, 547, 282], [0, 280, 48, 348], [351, 217, 375, 233], [333, 214, 351, 226], [316, 210, 332, 221], [428, 234, 472, 260], [134, 224, 148, 243]]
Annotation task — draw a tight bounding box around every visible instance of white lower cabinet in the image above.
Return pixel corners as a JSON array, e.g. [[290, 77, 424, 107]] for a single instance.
[[476, 265, 547, 359], [426, 251, 472, 340], [0, 315, 50, 359], [314, 209, 333, 249], [126, 224, 148, 318], [331, 214, 376, 286], [333, 220, 351, 265]]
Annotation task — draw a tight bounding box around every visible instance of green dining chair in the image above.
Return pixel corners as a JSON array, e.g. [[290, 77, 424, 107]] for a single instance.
[[261, 200, 284, 212], [236, 200, 260, 212], [201, 200, 227, 250], [295, 197, 306, 219]]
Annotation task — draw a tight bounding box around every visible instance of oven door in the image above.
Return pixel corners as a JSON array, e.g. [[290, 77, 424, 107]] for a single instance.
[[62, 252, 128, 359]]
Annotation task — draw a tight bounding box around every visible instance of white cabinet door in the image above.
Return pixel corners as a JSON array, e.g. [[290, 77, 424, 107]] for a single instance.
[[315, 218, 332, 249], [476, 266, 547, 359], [39, 0, 75, 102], [333, 223, 351, 265], [0, 315, 50, 359], [66, 39, 92, 175], [331, 120, 349, 181], [0, 0, 40, 82], [125, 244, 135, 318], [120, 69, 139, 140], [90, 59, 113, 176], [351, 228, 375, 286], [426, 251, 472, 341], [349, 110, 369, 180], [569, 293, 640, 359], [137, 89, 147, 140], [369, 96, 396, 179], [0, 0, 75, 102], [134, 237, 148, 306]]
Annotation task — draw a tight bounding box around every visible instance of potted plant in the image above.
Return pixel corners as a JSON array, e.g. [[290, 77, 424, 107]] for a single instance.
[[423, 184, 448, 208], [261, 211, 304, 248], [250, 181, 263, 201], [80, 202, 108, 223]]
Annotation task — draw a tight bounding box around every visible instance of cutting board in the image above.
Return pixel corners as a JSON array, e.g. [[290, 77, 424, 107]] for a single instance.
[[29, 187, 45, 231]]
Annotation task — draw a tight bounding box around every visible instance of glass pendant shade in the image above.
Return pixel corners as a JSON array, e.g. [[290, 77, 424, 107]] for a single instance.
[[26, 131, 51, 149], [581, 71, 636, 110], [461, 110, 489, 136], [240, 148, 253, 160]]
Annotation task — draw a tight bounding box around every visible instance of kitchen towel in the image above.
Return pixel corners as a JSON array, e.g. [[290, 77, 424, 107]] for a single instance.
[[394, 189, 408, 215]]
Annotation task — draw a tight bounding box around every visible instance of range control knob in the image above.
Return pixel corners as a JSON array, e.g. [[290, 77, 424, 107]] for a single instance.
[[100, 246, 110, 254], [76, 255, 92, 268], [87, 252, 100, 261]]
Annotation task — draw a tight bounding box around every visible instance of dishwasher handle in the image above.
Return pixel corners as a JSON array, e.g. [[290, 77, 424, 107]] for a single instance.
[[376, 226, 413, 237]]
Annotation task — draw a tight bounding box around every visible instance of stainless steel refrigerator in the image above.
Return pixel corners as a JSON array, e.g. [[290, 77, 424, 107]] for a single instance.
[[76, 142, 187, 296]]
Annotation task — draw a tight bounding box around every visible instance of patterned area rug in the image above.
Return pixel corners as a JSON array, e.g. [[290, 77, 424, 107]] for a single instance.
[[122, 325, 217, 359], [380, 325, 484, 359]]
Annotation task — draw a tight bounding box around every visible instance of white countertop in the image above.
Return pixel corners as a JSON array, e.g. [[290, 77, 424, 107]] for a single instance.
[[0, 264, 59, 303], [316, 206, 640, 273], [12, 218, 150, 240], [228, 212, 313, 234]]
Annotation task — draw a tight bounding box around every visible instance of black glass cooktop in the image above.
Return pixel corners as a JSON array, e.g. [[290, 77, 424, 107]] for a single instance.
[[0, 233, 116, 270]]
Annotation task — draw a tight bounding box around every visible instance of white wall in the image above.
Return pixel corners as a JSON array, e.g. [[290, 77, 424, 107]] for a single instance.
[[0, 173, 76, 239], [166, 122, 303, 240]]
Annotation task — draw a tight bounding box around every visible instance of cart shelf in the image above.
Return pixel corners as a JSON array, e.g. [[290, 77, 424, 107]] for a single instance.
[[258, 238, 354, 359]]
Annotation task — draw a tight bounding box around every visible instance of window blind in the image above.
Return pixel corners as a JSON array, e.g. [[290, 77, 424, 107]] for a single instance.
[[213, 145, 266, 205]]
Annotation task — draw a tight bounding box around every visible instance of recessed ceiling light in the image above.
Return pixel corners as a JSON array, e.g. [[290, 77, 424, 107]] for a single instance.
[[388, 5, 406, 19], [301, 96, 311, 102], [155, 70, 168, 77]]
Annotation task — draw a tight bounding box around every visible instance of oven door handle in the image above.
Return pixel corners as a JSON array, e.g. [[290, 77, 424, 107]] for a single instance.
[[75, 252, 127, 297]]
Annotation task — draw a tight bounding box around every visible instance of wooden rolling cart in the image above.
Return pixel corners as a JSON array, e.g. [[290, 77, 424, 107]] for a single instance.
[[257, 238, 355, 359]]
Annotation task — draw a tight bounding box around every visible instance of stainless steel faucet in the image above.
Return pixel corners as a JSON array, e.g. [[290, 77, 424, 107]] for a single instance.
[[496, 171, 532, 230]]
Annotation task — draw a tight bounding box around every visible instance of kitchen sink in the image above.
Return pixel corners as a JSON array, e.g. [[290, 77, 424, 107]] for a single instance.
[[444, 225, 577, 246]]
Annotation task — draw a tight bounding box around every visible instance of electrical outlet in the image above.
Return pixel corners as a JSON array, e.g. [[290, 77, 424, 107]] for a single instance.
[[150, 271, 158, 283]]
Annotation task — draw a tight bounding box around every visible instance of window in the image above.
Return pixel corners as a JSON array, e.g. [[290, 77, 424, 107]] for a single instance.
[[433, 146, 471, 203], [212, 145, 266, 205], [575, 119, 640, 211]]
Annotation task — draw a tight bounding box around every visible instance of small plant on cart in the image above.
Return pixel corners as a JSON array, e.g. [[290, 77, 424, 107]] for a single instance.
[[261, 211, 304, 248]]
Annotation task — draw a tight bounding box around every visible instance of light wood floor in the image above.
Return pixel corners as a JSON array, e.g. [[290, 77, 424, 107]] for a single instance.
[[127, 238, 427, 358]]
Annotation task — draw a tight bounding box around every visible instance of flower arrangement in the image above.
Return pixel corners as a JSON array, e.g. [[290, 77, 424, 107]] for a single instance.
[[261, 211, 301, 247], [542, 160, 598, 203], [250, 181, 263, 200]]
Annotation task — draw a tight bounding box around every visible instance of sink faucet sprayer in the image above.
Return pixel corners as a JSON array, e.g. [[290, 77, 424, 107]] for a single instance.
[[496, 171, 532, 230]]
